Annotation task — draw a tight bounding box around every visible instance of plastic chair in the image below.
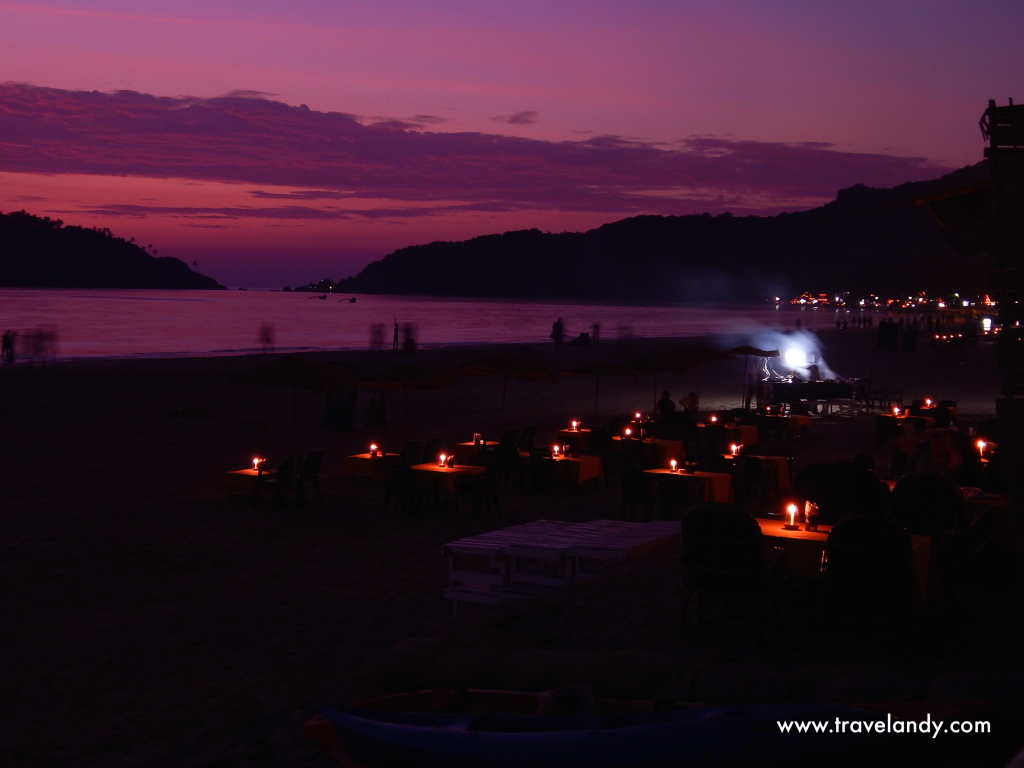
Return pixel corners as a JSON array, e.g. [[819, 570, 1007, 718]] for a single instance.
[[516, 426, 538, 451], [826, 515, 914, 626], [254, 454, 304, 507], [297, 450, 326, 503], [678, 502, 778, 630], [655, 474, 705, 520], [619, 468, 656, 521]]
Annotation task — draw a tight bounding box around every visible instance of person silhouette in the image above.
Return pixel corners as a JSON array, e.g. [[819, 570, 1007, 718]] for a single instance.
[[551, 318, 564, 346]]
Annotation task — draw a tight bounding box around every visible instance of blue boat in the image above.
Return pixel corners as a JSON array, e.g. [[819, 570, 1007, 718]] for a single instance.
[[302, 688, 974, 767]]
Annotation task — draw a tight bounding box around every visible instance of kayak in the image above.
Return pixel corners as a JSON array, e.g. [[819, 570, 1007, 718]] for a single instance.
[[302, 688, 979, 768]]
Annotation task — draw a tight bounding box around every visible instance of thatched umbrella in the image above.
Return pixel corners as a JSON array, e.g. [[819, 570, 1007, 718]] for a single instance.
[[454, 354, 556, 436], [231, 355, 360, 491], [359, 365, 457, 448], [620, 346, 735, 408], [559, 361, 637, 419], [726, 345, 780, 409]]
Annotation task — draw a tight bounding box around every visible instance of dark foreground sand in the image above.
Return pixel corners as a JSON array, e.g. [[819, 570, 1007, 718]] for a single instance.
[[2, 328, 1022, 767]]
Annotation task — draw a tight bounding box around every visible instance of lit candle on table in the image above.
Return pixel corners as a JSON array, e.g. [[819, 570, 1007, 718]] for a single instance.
[[438, 453, 446, 467], [624, 428, 632, 437], [710, 414, 717, 423], [369, 443, 378, 457], [670, 459, 677, 473], [553, 445, 560, 456], [730, 444, 739, 456], [571, 420, 578, 431], [925, 398, 932, 407], [253, 457, 262, 470], [784, 503, 800, 530], [892, 406, 900, 416]]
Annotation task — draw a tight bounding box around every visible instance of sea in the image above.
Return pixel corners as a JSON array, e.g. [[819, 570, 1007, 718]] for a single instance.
[[0, 288, 852, 362]]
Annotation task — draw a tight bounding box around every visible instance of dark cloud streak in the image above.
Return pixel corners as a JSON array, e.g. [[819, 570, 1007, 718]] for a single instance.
[[0, 83, 952, 217]]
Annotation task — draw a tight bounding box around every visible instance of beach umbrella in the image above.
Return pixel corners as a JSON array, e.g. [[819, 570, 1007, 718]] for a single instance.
[[726, 345, 780, 409], [359, 365, 457, 449], [559, 361, 637, 419], [231, 355, 360, 493], [454, 354, 556, 436]]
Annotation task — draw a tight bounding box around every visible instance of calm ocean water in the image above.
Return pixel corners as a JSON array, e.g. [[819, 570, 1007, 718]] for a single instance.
[[0, 288, 848, 361]]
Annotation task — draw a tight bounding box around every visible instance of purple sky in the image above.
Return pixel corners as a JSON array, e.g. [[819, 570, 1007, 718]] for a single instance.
[[1, 1, 1021, 287]]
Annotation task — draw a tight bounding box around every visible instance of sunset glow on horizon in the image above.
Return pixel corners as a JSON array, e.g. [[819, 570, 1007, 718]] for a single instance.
[[2, 0, 1022, 287]]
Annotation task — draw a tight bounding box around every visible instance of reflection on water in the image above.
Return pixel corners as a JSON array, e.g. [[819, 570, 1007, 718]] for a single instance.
[[0, 288, 850, 362]]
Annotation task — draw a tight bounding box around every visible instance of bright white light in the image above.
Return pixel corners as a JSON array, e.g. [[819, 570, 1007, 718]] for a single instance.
[[983, 318, 992, 330], [963, 300, 970, 307], [784, 348, 807, 368]]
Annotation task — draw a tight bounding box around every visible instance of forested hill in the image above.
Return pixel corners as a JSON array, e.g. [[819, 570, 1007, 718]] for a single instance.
[[334, 162, 991, 303], [0, 210, 225, 289]]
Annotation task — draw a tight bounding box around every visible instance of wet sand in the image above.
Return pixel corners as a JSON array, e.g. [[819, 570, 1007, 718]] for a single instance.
[[2, 327, 1018, 767]]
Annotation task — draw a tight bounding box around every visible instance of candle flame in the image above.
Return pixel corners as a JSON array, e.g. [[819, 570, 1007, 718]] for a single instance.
[[670, 459, 677, 470], [624, 428, 632, 436], [710, 415, 717, 422]]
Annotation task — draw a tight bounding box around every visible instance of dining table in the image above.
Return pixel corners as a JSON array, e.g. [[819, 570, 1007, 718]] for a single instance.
[[223, 467, 277, 497], [450, 441, 499, 464], [611, 435, 685, 464], [697, 422, 760, 447], [551, 454, 604, 487], [644, 467, 734, 503], [756, 517, 936, 601], [760, 413, 811, 438], [410, 462, 488, 493], [341, 452, 400, 483]]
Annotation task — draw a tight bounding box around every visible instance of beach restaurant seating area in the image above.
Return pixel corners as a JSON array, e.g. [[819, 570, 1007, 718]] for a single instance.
[[279, 389, 1016, 628]]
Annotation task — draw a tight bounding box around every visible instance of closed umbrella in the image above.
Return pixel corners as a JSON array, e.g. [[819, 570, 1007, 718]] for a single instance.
[[231, 355, 359, 493], [359, 365, 457, 449], [559, 361, 637, 419], [454, 354, 556, 436]]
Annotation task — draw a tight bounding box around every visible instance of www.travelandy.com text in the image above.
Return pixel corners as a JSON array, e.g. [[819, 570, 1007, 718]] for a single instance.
[[777, 713, 990, 739]]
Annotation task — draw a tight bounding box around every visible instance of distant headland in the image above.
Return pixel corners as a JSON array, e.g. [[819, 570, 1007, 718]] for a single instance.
[[323, 162, 991, 303], [0, 210, 225, 290]]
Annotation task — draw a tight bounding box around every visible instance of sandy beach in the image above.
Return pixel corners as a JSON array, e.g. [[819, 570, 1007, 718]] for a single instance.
[[3, 326, 1022, 767]]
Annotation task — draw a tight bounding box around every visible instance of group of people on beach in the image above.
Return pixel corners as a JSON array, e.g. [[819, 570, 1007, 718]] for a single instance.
[[550, 318, 601, 347]]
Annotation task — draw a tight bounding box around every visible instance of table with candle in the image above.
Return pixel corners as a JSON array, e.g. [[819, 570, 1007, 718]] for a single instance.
[[760, 412, 811, 439], [550, 453, 605, 487], [410, 462, 488, 494], [644, 467, 733, 503], [555, 427, 592, 450], [874, 411, 935, 448], [341, 450, 401, 483], [696, 421, 760, 446], [611, 435, 684, 464], [756, 515, 936, 600], [223, 461, 277, 497], [450, 440, 500, 464]]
